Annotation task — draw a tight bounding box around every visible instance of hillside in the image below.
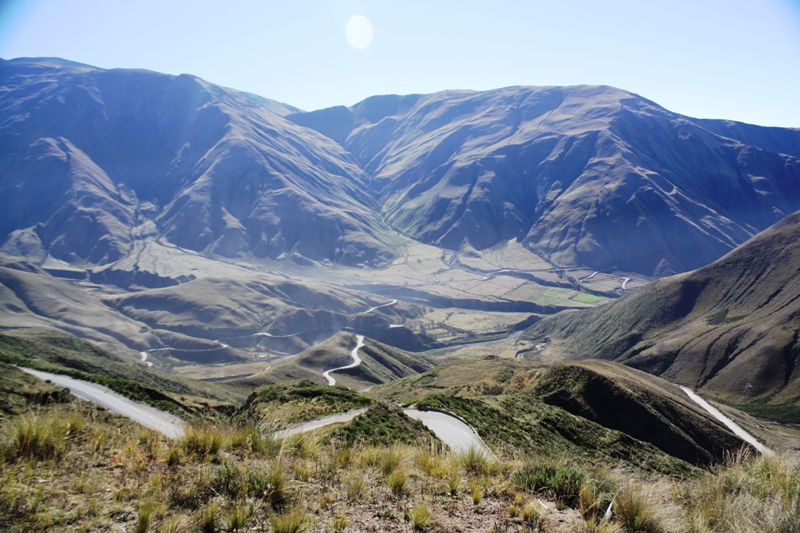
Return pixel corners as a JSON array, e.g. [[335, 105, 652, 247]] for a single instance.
[[371, 356, 788, 467], [522, 211, 800, 419], [233, 333, 434, 390], [290, 86, 800, 276], [0, 57, 394, 268], [0, 328, 244, 417]]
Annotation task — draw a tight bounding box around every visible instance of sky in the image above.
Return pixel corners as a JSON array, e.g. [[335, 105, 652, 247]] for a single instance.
[[1, 0, 799, 127]]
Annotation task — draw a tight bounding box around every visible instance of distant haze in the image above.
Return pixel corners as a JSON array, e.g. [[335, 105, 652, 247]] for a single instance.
[[0, 0, 798, 128]]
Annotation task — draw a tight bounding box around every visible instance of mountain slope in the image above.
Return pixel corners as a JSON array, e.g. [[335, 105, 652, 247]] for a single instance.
[[371, 355, 760, 467], [0, 57, 394, 267], [290, 86, 800, 276], [522, 211, 800, 410]]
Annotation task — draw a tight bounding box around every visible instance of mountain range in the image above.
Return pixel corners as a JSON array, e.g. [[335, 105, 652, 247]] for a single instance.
[[2, 57, 800, 276]]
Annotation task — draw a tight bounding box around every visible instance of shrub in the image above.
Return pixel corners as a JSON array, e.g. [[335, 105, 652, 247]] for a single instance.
[[513, 461, 586, 508]]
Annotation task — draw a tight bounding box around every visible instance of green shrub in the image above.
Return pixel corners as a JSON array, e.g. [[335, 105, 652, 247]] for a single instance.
[[513, 461, 586, 508]]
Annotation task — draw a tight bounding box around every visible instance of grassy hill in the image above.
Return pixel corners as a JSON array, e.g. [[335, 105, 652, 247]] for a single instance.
[[370, 356, 785, 469], [4, 384, 798, 532], [522, 211, 800, 422], [0, 328, 243, 419]]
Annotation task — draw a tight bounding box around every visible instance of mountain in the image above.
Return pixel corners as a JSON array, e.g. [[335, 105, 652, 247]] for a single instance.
[[521, 211, 800, 415], [0, 57, 394, 268], [290, 86, 800, 276]]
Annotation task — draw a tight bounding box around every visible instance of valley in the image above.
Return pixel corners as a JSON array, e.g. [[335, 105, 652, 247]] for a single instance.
[[0, 56, 799, 532]]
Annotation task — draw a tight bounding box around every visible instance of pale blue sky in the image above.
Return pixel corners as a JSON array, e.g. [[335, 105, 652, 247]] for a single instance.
[[1, 0, 799, 127]]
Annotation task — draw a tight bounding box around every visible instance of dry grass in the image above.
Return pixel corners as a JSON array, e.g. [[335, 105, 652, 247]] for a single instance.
[[1, 402, 797, 533]]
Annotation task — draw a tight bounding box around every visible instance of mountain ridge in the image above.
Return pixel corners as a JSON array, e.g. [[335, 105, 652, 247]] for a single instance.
[[2, 58, 799, 277], [290, 84, 800, 276]]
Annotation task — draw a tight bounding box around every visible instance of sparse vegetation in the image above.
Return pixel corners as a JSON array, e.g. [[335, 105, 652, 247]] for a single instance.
[[0, 369, 797, 532]]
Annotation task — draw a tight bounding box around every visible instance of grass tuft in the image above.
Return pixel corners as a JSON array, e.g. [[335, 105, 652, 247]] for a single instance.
[[407, 503, 431, 530], [6, 414, 65, 461], [179, 425, 225, 461], [271, 508, 312, 533], [460, 445, 490, 474], [387, 468, 409, 495], [614, 484, 663, 533]]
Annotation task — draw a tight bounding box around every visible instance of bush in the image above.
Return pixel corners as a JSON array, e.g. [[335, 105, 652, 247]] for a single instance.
[[513, 461, 586, 508]]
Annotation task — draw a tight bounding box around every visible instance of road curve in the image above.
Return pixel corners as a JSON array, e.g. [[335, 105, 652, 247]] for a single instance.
[[323, 334, 365, 386], [275, 407, 370, 438], [403, 408, 493, 456], [361, 299, 398, 314], [18, 367, 185, 439], [679, 385, 770, 455], [272, 403, 492, 456]]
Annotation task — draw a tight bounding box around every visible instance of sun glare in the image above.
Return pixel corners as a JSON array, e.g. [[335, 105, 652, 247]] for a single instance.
[[345, 15, 373, 49]]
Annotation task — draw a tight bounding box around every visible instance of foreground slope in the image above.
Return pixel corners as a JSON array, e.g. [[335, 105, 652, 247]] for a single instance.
[[290, 86, 800, 276], [0, 57, 394, 267], [523, 211, 800, 413]]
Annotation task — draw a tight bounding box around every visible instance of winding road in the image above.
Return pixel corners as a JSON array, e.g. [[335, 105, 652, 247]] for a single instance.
[[404, 408, 493, 455], [273, 404, 492, 456], [679, 385, 770, 455], [322, 334, 365, 386], [275, 407, 370, 438], [140, 298, 399, 364], [18, 367, 185, 439]]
